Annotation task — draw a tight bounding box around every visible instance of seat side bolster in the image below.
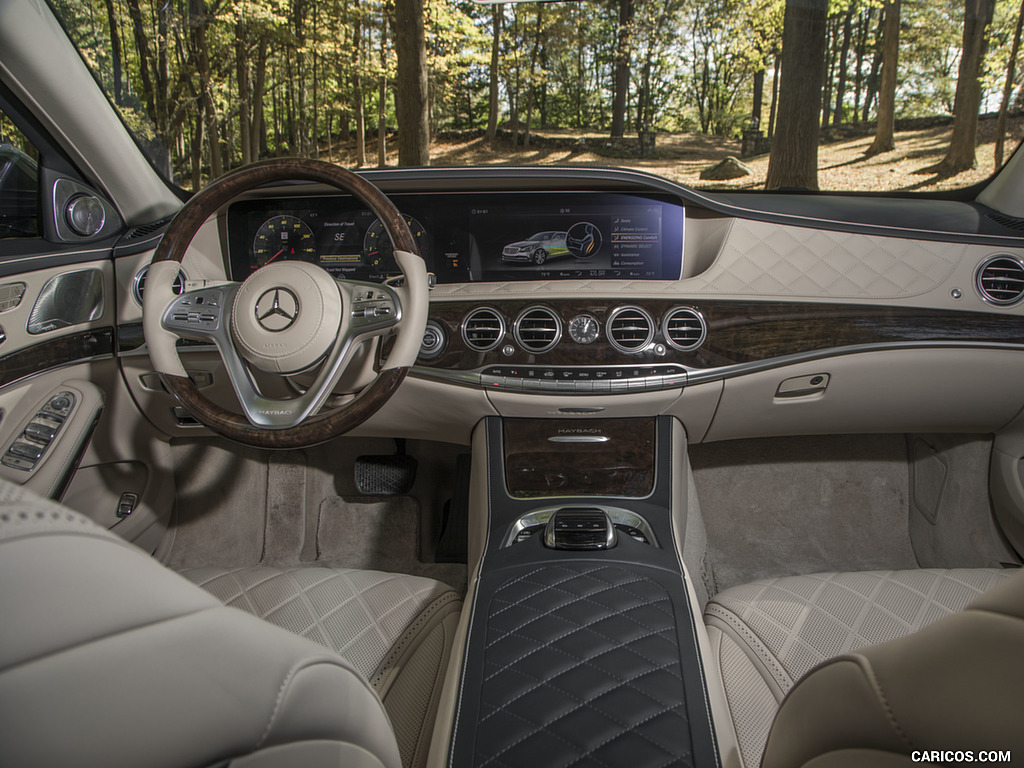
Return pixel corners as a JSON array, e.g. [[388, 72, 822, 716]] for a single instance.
[[263, 659, 403, 768], [704, 604, 793, 698], [760, 656, 911, 768]]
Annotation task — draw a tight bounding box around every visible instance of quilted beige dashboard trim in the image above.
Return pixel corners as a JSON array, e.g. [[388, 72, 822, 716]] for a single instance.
[[689, 218, 966, 299]]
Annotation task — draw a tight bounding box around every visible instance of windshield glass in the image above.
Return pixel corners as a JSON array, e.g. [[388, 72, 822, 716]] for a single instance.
[[51, 0, 1023, 194]]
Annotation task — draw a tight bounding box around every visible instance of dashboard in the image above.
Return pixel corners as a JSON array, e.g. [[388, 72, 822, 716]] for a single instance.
[[226, 191, 684, 284]]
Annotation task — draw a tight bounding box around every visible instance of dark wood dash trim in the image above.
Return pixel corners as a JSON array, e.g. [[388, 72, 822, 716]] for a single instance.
[[0, 329, 115, 389], [417, 300, 1024, 372]]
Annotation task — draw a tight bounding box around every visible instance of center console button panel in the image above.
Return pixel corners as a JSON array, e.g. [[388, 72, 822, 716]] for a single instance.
[[544, 507, 617, 550], [508, 505, 659, 548], [480, 363, 686, 394]]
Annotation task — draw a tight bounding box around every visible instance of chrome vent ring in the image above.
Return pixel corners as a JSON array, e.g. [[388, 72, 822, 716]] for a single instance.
[[976, 255, 1024, 306], [662, 307, 707, 351], [132, 264, 186, 306], [514, 306, 562, 353], [607, 306, 654, 353], [461, 307, 505, 352]]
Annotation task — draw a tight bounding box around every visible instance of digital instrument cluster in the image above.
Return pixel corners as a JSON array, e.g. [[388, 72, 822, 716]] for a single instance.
[[227, 192, 684, 284]]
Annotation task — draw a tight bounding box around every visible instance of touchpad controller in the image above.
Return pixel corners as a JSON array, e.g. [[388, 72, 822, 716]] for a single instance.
[[544, 507, 617, 550]]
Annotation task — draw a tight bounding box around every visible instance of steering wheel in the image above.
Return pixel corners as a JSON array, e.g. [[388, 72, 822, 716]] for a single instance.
[[142, 158, 428, 449]]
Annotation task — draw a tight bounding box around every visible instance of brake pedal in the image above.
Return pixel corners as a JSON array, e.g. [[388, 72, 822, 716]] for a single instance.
[[354, 439, 417, 495]]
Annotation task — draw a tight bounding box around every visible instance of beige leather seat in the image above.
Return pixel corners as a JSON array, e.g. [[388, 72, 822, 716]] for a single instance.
[[0, 478, 461, 768], [705, 569, 1020, 768]]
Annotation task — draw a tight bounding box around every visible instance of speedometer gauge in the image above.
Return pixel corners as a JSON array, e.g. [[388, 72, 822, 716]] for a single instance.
[[362, 215, 427, 273], [252, 215, 316, 269]]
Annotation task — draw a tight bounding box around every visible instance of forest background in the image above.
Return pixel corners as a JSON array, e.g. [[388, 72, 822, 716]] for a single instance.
[[42, 0, 1024, 193]]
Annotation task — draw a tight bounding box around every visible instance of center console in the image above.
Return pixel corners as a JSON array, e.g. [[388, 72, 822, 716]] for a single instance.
[[442, 415, 720, 768]]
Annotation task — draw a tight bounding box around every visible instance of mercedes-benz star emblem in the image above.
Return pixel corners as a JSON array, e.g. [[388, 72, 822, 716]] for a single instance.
[[255, 287, 299, 332]]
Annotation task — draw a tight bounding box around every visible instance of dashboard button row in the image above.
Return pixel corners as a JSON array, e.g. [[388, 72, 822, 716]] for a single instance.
[[479, 365, 686, 394]]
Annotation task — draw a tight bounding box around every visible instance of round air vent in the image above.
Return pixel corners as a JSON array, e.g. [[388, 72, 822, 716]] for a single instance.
[[976, 255, 1024, 306], [461, 307, 505, 352], [607, 306, 654, 353], [514, 306, 562, 353], [662, 307, 707, 351], [419, 320, 447, 360], [132, 264, 186, 306]]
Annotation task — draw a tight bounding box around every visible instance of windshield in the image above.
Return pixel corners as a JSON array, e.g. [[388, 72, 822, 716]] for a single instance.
[[51, 0, 1023, 195]]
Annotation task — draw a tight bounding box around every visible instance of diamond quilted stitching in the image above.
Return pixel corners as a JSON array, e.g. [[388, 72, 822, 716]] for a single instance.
[[689, 219, 965, 299], [707, 569, 1012, 688], [474, 564, 695, 768], [179, 565, 452, 680]]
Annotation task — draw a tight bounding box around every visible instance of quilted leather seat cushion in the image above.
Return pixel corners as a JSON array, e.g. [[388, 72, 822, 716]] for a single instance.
[[179, 566, 457, 681], [704, 569, 1014, 768], [179, 565, 462, 768]]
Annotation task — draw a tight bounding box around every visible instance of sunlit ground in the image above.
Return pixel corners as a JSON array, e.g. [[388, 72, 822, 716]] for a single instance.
[[316, 117, 1022, 195]]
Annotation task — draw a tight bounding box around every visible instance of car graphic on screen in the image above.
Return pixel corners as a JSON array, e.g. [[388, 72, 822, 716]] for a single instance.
[[501, 231, 569, 265]]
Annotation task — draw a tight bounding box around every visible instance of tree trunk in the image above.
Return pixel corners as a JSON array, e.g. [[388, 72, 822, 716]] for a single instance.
[[486, 4, 503, 146], [524, 4, 544, 148], [768, 54, 780, 138], [821, 16, 837, 128], [125, 0, 155, 117], [104, 0, 124, 106], [610, 0, 634, 137], [378, 12, 388, 168], [853, 7, 870, 124], [752, 69, 765, 128], [932, 0, 997, 174], [352, 2, 366, 167], [235, 22, 252, 165], [394, 0, 430, 166], [862, 11, 885, 122], [865, 0, 900, 157], [996, 0, 1024, 169], [766, 0, 829, 190], [252, 36, 268, 161], [190, 0, 222, 179], [191, 102, 205, 190], [833, 8, 854, 126]]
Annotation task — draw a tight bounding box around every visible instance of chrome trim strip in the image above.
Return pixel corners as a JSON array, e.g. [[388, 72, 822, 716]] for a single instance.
[[505, 505, 659, 548], [413, 340, 1024, 392]]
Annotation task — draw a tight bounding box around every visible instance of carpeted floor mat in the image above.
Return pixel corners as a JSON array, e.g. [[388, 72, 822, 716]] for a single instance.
[[690, 435, 919, 592]]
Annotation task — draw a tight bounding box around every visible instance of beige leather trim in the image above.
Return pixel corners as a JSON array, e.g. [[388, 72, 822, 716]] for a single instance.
[[143, 259, 189, 377], [424, 566, 478, 768], [425, 420, 490, 768], [761, 657, 911, 768], [229, 740, 391, 768], [383, 249, 430, 371], [704, 348, 1024, 443], [762, 571, 1024, 768]]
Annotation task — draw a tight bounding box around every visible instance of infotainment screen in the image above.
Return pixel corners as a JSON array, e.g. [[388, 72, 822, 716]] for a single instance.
[[469, 196, 676, 282], [227, 191, 684, 284]]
